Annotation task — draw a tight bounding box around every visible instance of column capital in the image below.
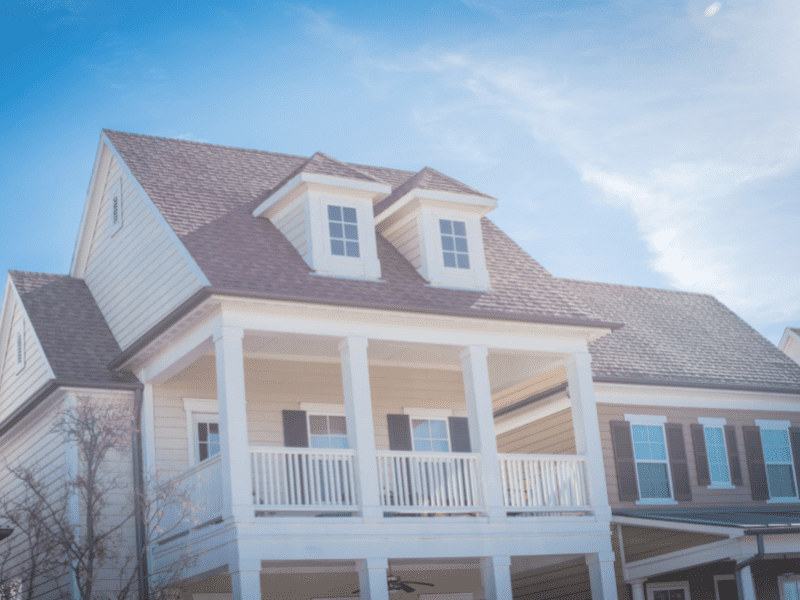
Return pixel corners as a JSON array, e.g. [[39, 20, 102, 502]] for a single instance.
[[339, 335, 369, 352], [357, 557, 389, 571], [565, 351, 592, 368], [459, 344, 488, 360], [586, 551, 616, 565], [628, 579, 646, 585], [481, 555, 511, 567], [213, 325, 244, 342]]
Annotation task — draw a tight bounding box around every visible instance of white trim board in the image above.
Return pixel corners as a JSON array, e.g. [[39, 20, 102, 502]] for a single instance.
[[493, 393, 570, 436]]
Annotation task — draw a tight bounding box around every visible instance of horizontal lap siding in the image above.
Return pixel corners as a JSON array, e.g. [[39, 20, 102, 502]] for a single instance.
[[153, 356, 467, 477], [496, 409, 576, 455], [0, 299, 51, 421], [598, 402, 800, 508], [385, 218, 422, 270], [274, 203, 308, 259], [512, 558, 590, 600], [84, 156, 204, 350], [619, 524, 724, 562], [492, 367, 567, 413]]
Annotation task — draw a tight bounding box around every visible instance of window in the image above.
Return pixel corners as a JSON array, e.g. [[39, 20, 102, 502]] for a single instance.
[[109, 179, 122, 234], [626, 414, 674, 503], [439, 219, 469, 269], [308, 414, 349, 449], [647, 582, 690, 600], [411, 418, 450, 452], [13, 322, 24, 373], [194, 415, 220, 462], [756, 420, 798, 500], [713, 575, 735, 600], [328, 205, 359, 258], [698, 417, 731, 487], [780, 576, 800, 600]]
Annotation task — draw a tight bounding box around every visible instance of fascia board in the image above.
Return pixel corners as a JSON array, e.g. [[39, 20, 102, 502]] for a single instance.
[[0, 275, 16, 391], [7, 277, 56, 381], [70, 136, 112, 278], [779, 327, 800, 352], [102, 133, 211, 287], [375, 189, 497, 227], [253, 172, 392, 218]]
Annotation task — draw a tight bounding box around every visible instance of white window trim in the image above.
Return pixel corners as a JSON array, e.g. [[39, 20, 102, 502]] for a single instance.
[[13, 321, 24, 374], [779, 575, 800, 600], [404, 407, 453, 453], [301, 402, 346, 415], [755, 420, 800, 503], [438, 217, 472, 272], [183, 399, 220, 467], [419, 595, 474, 600], [109, 178, 122, 235], [697, 417, 735, 489], [625, 414, 678, 506], [713, 575, 735, 600], [647, 581, 691, 600]]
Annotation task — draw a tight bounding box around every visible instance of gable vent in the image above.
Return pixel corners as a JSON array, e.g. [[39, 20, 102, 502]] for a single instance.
[[112, 194, 120, 225], [109, 179, 122, 234], [13, 323, 24, 373]]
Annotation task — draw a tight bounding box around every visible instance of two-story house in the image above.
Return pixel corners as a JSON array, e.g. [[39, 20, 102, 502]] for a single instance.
[[1, 130, 799, 600]]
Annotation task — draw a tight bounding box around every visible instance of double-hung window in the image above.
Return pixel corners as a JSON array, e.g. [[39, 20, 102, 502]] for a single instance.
[[195, 417, 220, 462], [628, 415, 673, 502], [308, 414, 349, 449], [328, 205, 359, 258], [647, 582, 691, 600], [780, 575, 800, 600], [184, 399, 221, 466], [411, 418, 450, 452], [698, 417, 732, 487], [439, 219, 469, 269], [756, 420, 798, 501]]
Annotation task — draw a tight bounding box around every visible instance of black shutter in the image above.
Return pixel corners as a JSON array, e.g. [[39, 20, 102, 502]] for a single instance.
[[282, 410, 308, 448], [789, 427, 800, 497], [387, 414, 412, 451], [725, 425, 743, 486], [610, 420, 639, 501], [665, 423, 692, 502], [448, 417, 471, 452], [690, 423, 711, 486], [742, 426, 769, 501]]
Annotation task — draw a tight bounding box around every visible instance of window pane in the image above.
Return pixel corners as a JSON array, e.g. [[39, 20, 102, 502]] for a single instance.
[[346, 241, 360, 257], [443, 252, 456, 267], [429, 419, 448, 439], [432, 440, 449, 453], [441, 235, 454, 251], [632, 425, 648, 443], [634, 442, 651, 461], [329, 222, 343, 238], [439, 219, 452, 234], [709, 447, 730, 482], [198, 422, 208, 442], [455, 237, 468, 252], [706, 427, 724, 446], [456, 254, 470, 269], [309, 415, 329, 435], [329, 436, 349, 449], [209, 442, 220, 457], [342, 207, 357, 223], [637, 463, 671, 498], [412, 419, 430, 438], [762, 430, 792, 462], [331, 239, 345, 255], [329, 416, 347, 435], [344, 224, 358, 240], [767, 464, 796, 498], [452, 221, 466, 236], [414, 439, 432, 452], [649, 426, 667, 461], [310, 436, 330, 448], [328, 205, 342, 221], [783, 582, 800, 600]]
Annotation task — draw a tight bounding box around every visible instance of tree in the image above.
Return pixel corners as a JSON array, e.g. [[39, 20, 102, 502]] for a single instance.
[[0, 397, 195, 600]]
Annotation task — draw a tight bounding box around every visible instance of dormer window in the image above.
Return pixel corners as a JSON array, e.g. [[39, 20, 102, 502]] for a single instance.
[[328, 205, 360, 258], [13, 322, 24, 373], [440, 219, 470, 269], [109, 179, 122, 234]]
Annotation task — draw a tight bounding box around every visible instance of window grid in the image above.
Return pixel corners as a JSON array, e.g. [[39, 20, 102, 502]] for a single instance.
[[197, 420, 220, 462], [761, 428, 797, 499], [308, 414, 349, 449], [328, 205, 360, 258], [439, 219, 470, 269], [411, 418, 450, 453], [704, 426, 730, 484], [632, 424, 672, 500]]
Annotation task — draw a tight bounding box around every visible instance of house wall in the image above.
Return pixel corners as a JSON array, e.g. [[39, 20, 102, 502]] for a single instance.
[[384, 217, 423, 270], [598, 402, 800, 509], [274, 202, 308, 260], [0, 294, 51, 422], [511, 557, 590, 600], [83, 153, 205, 350], [153, 356, 468, 480], [496, 409, 575, 455]]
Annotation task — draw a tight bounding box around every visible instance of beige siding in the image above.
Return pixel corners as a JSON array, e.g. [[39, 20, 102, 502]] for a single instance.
[[0, 295, 51, 422], [83, 155, 205, 350], [512, 557, 590, 600], [599, 402, 800, 509], [274, 202, 308, 259], [384, 217, 422, 270], [497, 409, 576, 455], [154, 356, 468, 479], [492, 367, 567, 412]]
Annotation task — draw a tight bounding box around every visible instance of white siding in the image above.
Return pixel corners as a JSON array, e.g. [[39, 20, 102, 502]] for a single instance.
[[0, 296, 51, 423], [384, 217, 422, 270], [83, 155, 205, 350], [273, 202, 308, 259]]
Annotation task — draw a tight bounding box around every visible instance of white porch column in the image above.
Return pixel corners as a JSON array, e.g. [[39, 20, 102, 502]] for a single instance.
[[139, 382, 156, 475], [739, 565, 756, 600], [566, 352, 612, 521], [214, 325, 252, 521], [630, 579, 646, 600], [230, 558, 262, 600], [460, 345, 506, 519], [587, 552, 618, 600], [357, 558, 389, 600], [481, 555, 513, 600], [340, 336, 382, 523]]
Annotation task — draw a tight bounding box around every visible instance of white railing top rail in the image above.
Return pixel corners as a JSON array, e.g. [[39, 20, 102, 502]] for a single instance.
[[376, 450, 481, 459], [498, 453, 587, 463], [250, 446, 356, 456]]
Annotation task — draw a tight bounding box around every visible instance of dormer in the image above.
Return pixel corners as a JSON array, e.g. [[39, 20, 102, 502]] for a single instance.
[[374, 167, 497, 290], [252, 153, 391, 279]]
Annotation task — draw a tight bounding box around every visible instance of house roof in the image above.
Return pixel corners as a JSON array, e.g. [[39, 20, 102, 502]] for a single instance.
[[614, 506, 800, 528], [103, 130, 613, 329], [561, 279, 800, 393], [10, 271, 138, 385]]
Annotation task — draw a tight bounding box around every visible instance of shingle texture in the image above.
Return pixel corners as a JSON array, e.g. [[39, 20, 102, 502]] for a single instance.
[[10, 271, 137, 384], [562, 279, 800, 392], [104, 130, 608, 327]]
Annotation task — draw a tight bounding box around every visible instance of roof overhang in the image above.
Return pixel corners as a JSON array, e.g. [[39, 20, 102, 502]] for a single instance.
[[613, 506, 800, 530], [374, 188, 497, 232]]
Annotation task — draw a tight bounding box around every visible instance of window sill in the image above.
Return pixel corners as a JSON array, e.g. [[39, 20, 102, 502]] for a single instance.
[[767, 497, 800, 504], [635, 498, 679, 506], [707, 484, 735, 490]]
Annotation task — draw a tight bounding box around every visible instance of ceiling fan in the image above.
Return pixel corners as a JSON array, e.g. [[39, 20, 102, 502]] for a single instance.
[[353, 573, 435, 595]]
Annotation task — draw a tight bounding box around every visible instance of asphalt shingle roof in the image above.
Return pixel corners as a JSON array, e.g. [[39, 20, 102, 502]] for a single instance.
[[104, 130, 609, 328], [561, 279, 800, 392], [10, 271, 138, 385]]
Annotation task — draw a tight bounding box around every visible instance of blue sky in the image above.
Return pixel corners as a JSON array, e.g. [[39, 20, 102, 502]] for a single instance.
[[1, 0, 798, 344]]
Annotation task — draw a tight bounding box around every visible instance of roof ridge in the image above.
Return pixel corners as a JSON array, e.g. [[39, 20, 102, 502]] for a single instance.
[[304, 152, 383, 183], [560, 277, 716, 298]]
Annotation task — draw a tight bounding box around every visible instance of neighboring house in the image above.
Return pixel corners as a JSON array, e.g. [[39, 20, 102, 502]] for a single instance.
[[0, 130, 798, 600], [779, 328, 800, 365]]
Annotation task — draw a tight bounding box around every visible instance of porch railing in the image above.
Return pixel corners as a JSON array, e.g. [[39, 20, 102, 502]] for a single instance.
[[375, 450, 482, 512], [159, 453, 223, 534], [498, 454, 589, 511], [250, 447, 358, 511]]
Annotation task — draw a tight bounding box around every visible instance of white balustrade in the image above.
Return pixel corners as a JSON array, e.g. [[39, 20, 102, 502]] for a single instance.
[[498, 454, 589, 512], [376, 451, 482, 512], [250, 447, 358, 511], [159, 454, 223, 536]]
